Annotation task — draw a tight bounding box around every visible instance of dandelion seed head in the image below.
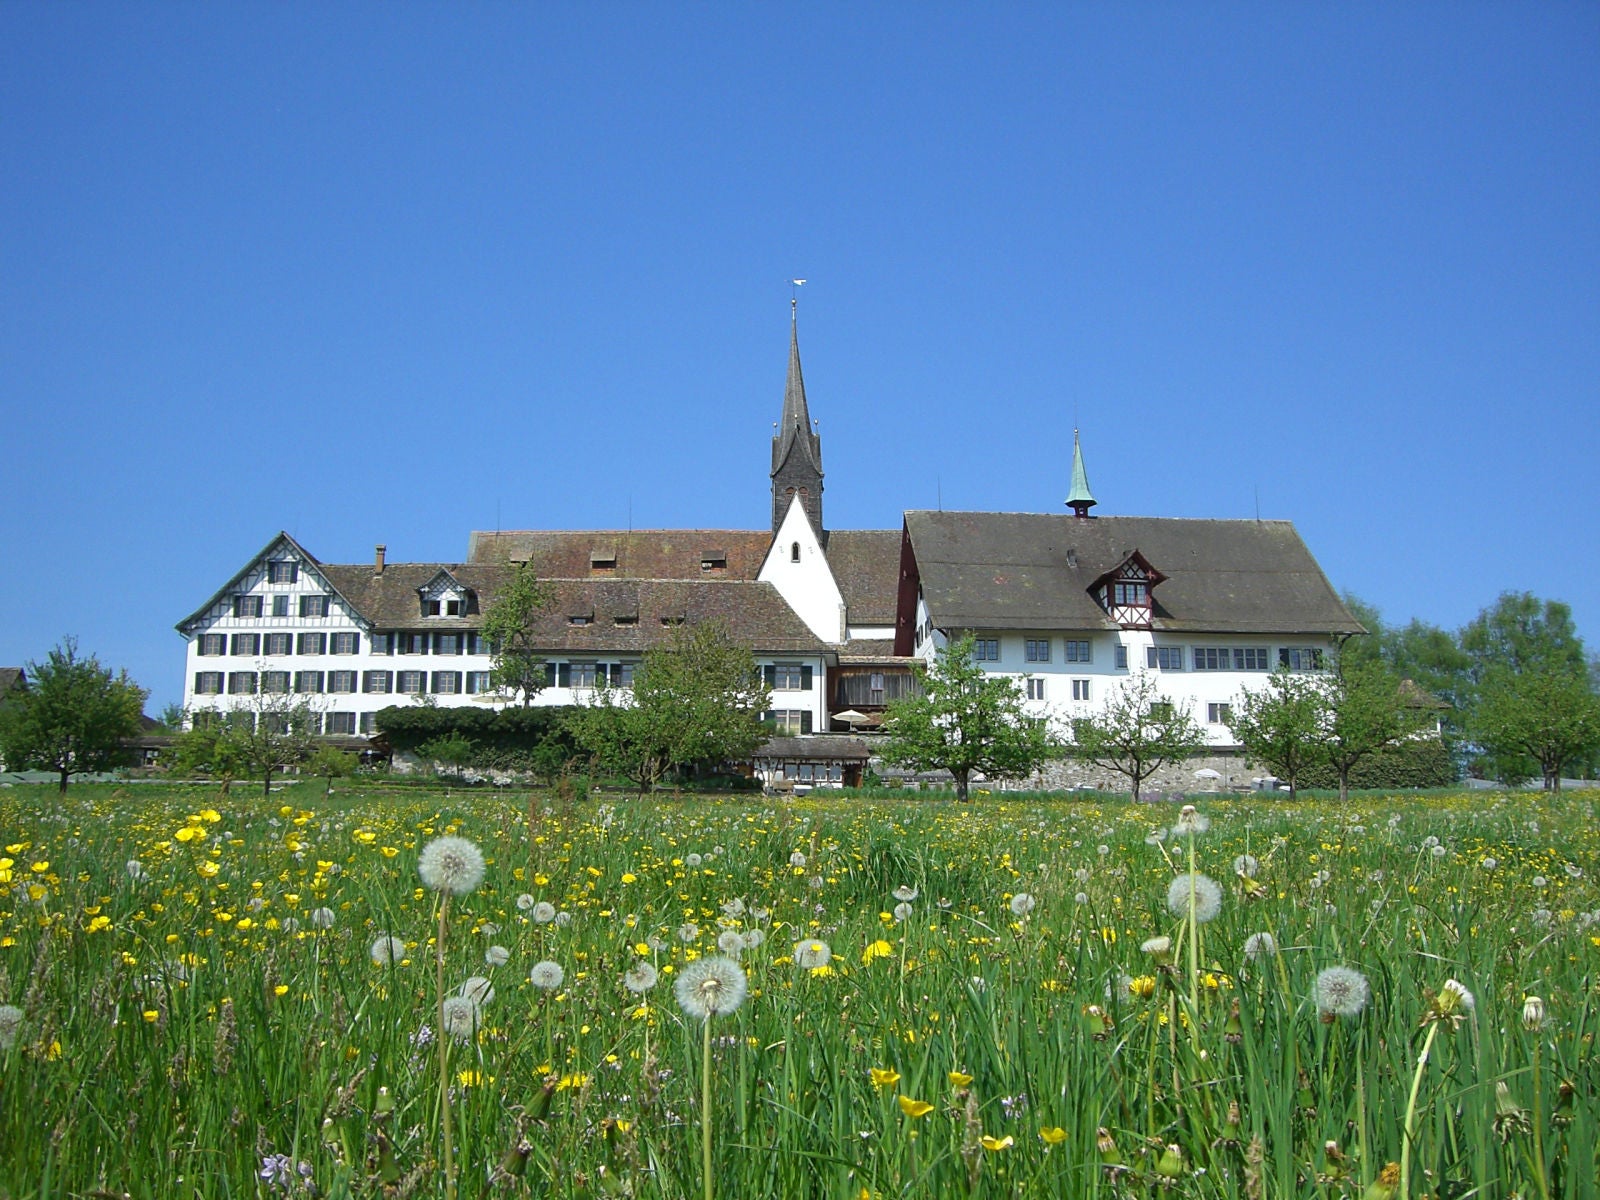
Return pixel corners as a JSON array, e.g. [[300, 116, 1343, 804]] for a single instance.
[[310, 907, 336, 930], [1009, 892, 1037, 918], [677, 923, 699, 943], [1314, 966, 1371, 1019], [892, 885, 919, 903], [529, 961, 565, 991], [674, 955, 747, 1020], [720, 898, 746, 918], [418, 836, 485, 896], [717, 930, 745, 956], [440, 995, 480, 1042], [893, 902, 914, 922], [1232, 853, 1260, 878], [685, 853, 703, 868], [1141, 935, 1172, 957], [789, 851, 807, 867], [1532, 875, 1548, 889], [1430, 844, 1447, 859], [1172, 805, 1210, 837], [1074, 891, 1089, 905], [792, 939, 832, 969], [368, 936, 407, 967], [742, 928, 765, 949], [515, 893, 536, 911], [531, 901, 557, 924], [1243, 932, 1278, 961], [1522, 996, 1545, 1031], [1439, 978, 1475, 1014], [1166, 873, 1223, 923], [623, 961, 658, 994], [484, 945, 510, 967], [458, 975, 495, 1007], [1480, 857, 1498, 871]]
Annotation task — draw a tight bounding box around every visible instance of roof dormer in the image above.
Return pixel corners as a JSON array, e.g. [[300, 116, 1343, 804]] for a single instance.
[[1092, 551, 1165, 630], [418, 569, 475, 619]]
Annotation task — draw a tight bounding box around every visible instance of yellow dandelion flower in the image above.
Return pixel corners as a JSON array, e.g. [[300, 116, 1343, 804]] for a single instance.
[[621, 873, 637, 884], [142, 1010, 159, 1023], [862, 939, 894, 963], [980, 1134, 1014, 1152], [197, 861, 220, 879], [1129, 975, 1157, 998], [1038, 1126, 1067, 1145], [897, 1096, 934, 1118], [175, 827, 203, 844], [870, 1067, 901, 1088], [948, 1070, 973, 1088]]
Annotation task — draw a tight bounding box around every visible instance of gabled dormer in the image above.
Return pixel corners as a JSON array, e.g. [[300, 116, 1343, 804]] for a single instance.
[[1092, 551, 1166, 630], [418, 569, 476, 619]]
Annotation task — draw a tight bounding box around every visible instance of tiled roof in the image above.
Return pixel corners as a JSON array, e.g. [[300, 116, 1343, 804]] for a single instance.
[[824, 530, 903, 625], [316, 566, 832, 654], [0, 668, 25, 695], [465, 529, 774, 579], [754, 735, 871, 761], [905, 511, 1364, 636]]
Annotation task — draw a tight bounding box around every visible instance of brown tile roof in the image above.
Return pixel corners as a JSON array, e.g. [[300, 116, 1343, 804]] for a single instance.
[[904, 511, 1364, 636], [824, 529, 903, 625], [466, 530, 774, 579], [0, 668, 25, 696], [754, 735, 871, 761]]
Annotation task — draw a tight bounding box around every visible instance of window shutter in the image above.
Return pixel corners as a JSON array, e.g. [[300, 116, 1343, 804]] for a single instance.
[[545, 662, 557, 687], [1147, 647, 1157, 669], [801, 711, 813, 734], [763, 665, 776, 687], [558, 663, 571, 688], [801, 665, 813, 690]]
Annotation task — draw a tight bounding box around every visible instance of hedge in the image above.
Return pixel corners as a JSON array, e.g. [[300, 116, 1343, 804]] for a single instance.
[[373, 705, 583, 774], [1297, 738, 1457, 790]]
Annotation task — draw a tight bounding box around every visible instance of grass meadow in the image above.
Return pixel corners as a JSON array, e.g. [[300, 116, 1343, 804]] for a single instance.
[[0, 782, 1596, 1199]]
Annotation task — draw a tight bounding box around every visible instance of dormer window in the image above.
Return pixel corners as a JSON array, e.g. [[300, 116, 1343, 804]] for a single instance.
[[701, 551, 727, 572], [569, 615, 591, 626], [267, 561, 298, 584], [590, 549, 617, 572], [1093, 552, 1165, 630]]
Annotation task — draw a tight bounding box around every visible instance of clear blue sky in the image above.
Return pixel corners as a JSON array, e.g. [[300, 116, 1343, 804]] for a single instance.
[[3, 3, 1596, 714]]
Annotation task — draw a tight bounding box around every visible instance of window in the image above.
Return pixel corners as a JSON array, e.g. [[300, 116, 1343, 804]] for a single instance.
[[569, 663, 598, 689], [231, 633, 261, 656], [1025, 639, 1052, 663], [198, 634, 226, 656], [362, 670, 393, 694], [398, 633, 428, 655], [659, 615, 685, 626], [568, 615, 591, 626], [1146, 646, 1185, 670], [325, 712, 356, 735], [465, 671, 494, 694], [359, 712, 378, 734], [267, 561, 298, 584], [299, 595, 330, 618], [194, 671, 224, 695], [294, 671, 324, 694], [232, 595, 263, 618], [1149, 702, 1174, 720], [431, 671, 462, 695], [261, 671, 291, 694], [1072, 679, 1091, 701], [1064, 639, 1092, 663], [766, 710, 812, 736], [397, 671, 426, 694], [1236, 648, 1270, 671], [298, 633, 327, 656], [272, 595, 291, 617], [869, 672, 885, 701], [591, 553, 617, 572], [434, 633, 461, 655], [769, 663, 808, 690], [331, 632, 359, 655], [1114, 644, 1128, 669], [614, 662, 636, 688], [1193, 647, 1227, 671], [261, 633, 290, 656], [1026, 677, 1046, 700], [425, 599, 441, 617], [328, 671, 357, 693], [790, 542, 801, 563], [1208, 702, 1233, 725], [446, 599, 462, 616], [972, 638, 1000, 662], [701, 553, 727, 571], [1114, 581, 1148, 607], [228, 672, 258, 695], [370, 634, 393, 656], [613, 614, 637, 626], [1280, 647, 1325, 672]]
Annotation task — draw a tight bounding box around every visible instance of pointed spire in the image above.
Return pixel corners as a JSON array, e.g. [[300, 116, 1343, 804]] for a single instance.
[[1066, 429, 1097, 518], [773, 300, 821, 474]]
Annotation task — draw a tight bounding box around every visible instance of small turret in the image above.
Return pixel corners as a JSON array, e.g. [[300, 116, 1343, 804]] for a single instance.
[[1066, 429, 1097, 519]]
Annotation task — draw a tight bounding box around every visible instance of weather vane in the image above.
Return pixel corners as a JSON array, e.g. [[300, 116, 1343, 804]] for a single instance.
[[790, 278, 806, 309]]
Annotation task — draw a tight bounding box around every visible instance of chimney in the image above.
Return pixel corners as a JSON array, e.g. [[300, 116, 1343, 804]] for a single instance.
[[374, 544, 386, 575]]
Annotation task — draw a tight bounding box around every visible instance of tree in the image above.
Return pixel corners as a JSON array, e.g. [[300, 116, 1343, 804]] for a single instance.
[[880, 635, 1055, 801], [1321, 653, 1431, 803], [1470, 665, 1600, 791], [569, 621, 771, 794], [481, 563, 552, 706], [164, 713, 251, 794], [305, 744, 358, 797], [1065, 671, 1205, 802], [0, 638, 146, 792], [1226, 667, 1329, 799], [177, 689, 324, 796]]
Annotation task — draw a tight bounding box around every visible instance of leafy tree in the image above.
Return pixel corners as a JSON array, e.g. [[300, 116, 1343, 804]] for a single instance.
[[880, 635, 1055, 802], [481, 563, 552, 706], [1226, 666, 1330, 799], [1470, 665, 1600, 791], [0, 638, 146, 792], [164, 713, 251, 793], [154, 702, 188, 733], [569, 621, 771, 794], [203, 689, 324, 797], [1322, 653, 1433, 803], [305, 744, 358, 797], [1065, 670, 1205, 802], [417, 732, 476, 781]]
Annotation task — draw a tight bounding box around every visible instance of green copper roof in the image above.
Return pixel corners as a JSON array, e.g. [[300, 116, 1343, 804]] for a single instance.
[[1065, 430, 1096, 509]]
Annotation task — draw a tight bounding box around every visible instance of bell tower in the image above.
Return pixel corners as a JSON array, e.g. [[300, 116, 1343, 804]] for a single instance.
[[770, 300, 824, 536]]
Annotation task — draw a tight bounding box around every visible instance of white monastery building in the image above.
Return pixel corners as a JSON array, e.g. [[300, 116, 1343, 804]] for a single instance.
[[176, 307, 1361, 782]]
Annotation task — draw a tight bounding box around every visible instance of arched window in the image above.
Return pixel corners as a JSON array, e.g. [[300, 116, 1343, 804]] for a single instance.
[[791, 542, 801, 563]]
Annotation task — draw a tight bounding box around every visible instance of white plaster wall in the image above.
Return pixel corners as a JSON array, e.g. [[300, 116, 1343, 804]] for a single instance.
[[758, 496, 846, 645]]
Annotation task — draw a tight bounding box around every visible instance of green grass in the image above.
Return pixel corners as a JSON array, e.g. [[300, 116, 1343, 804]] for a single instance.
[[0, 782, 1596, 1198]]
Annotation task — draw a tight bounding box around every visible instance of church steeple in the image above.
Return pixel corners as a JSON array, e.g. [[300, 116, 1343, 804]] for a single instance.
[[1065, 428, 1097, 519], [771, 300, 824, 535]]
